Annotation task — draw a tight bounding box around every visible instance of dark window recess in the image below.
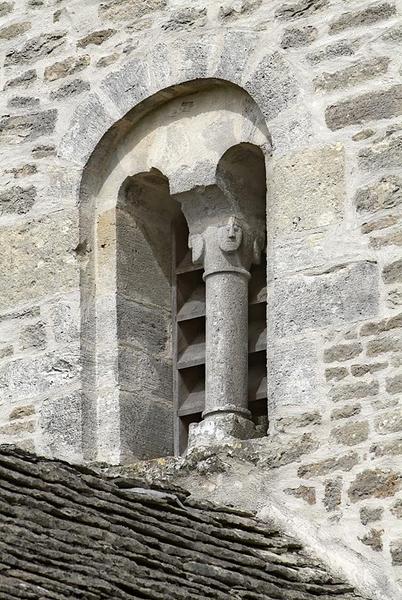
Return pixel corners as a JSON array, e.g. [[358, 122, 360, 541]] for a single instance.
[[173, 214, 268, 455]]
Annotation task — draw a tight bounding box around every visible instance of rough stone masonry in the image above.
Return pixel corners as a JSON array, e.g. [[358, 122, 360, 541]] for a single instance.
[[0, 0, 402, 596]]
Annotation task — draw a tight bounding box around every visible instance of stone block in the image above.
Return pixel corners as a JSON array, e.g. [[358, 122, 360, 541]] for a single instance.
[[50, 79, 90, 100], [329, 381, 379, 403], [0, 212, 78, 312], [271, 145, 344, 235], [386, 374, 402, 395], [219, 0, 261, 21], [331, 420, 369, 446], [359, 132, 402, 171], [391, 541, 402, 565], [99, 0, 166, 21], [77, 29, 115, 48], [5, 32, 66, 65], [117, 297, 169, 356], [8, 96, 40, 109], [0, 21, 31, 40], [383, 259, 402, 284], [0, 420, 35, 436], [275, 411, 321, 433], [9, 405, 35, 420], [348, 468, 401, 502], [284, 485, 316, 505], [298, 452, 359, 478], [371, 439, 402, 457], [329, 3, 396, 34], [355, 176, 402, 214], [351, 363, 387, 377], [362, 215, 399, 234], [119, 392, 173, 461], [272, 261, 379, 336], [0, 185, 36, 216], [367, 334, 402, 356], [306, 40, 355, 65], [331, 404, 361, 421], [281, 26, 318, 49], [360, 506, 383, 525], [359, 529, 383, 552], [324, 477, 342, 511], [326, 86, 402, 131], [0, 346, 13, 360], [314, 57, 389, 93], [268, 337, 321, 408], [275, 0, 328, 21], [261, 433, 319, 469], [162, 8, 207, 31], [118, 344, 172, 403], [245, 52, 299, 121], [0, 2, 13, 17], [44, 55, 90, 81], [324, 342, 362, 363], [325, 367, 348, 382], [0, 110, 57, 145], [391, 500, 402, 518], [39, 390, 82, 461], [4, 69, 37, 89], [49, 300, 79, 345], [20, 321, 46, 351], [375, 409, 402, 434]]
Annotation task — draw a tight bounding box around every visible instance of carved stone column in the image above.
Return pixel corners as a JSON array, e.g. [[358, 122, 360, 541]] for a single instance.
[[185, 213, 265, 447]]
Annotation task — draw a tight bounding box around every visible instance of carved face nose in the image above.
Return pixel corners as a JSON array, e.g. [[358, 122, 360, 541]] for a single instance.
[[228, 225, 237, 239]]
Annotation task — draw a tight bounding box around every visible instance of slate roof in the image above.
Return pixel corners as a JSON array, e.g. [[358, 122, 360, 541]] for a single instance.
[[0, 445, 365, 599]]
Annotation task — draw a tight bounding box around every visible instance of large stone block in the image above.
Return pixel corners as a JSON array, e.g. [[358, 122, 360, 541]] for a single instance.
[[348, 468, 401, 502], [39, 390, 82, 461], [116, 296, 169, 356], [275, 0, 328, 21], [118, 344, 172, 402], [5, 32, 66, 66], [359, 132, 402, 171], [314, 57, 389, 93], [271, 261, 379, 337], [271, 145, 344, 235], [0, 110, 57, 145], [326, 86, 402, 131], [329, 3, 396, 34], [268, 336, 321, 408], [0, 212, 78, 312], [245, 52, 299, 121], [119, 392, 174, 461]]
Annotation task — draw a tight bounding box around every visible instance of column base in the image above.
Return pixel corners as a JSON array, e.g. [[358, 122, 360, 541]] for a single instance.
[[187, 413, 257, 451]]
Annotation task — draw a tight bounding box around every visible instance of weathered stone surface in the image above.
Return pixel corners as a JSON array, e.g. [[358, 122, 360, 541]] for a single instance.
[[391, 541, 402, 565], [329, 381, 379, 403], [0, 421, 35, 435], [391, 500, 402, 518], [31, 144, 56, 158], [386, 374, 402, 395], [352, 129, 375, 142], [383, 259, 402, 284], [271, 145, 344, 235], [261, 433, 319, 469], [0, 212, 77, 312], [326, 86, 402, 131], [275, 411, 321, 433], [275, 0, 328, 21], [371, 439, 402, 457], [50, 78, 90, 100], [44, 55, 90, 81], [375, 409, 402, 434], [0, 1, 13, 17], [77, 29, 115, 48], [329, 3, 396, 34], [6, 164, 37, 179], [219, 0, 262, 21], [20, 321, 46, 351], [359, 529, 383, 552], [281, 26, 318, 49], [324, 342, 362, 363], [246, 52, 299, 121], [351, 363, 387, 377], [39, 391, 82, 458], [285, 485, 316, 505], [306, 40, 355, 65], [0, 110, 57, 145], [369, 227, 402, 249], [7, 96, 40, 109], [367, 334, 402, 356], [325, 367, 348, 382], [162, 8, 207, 31], [96, 53, 119, 68], [5, 32, 66, 65], [348, 469, 401, 502], [360, 506, 383, 525], [355, 176, 402, 214], [314, 58, 389, 92], [0, 21, 31, 40], [0, 185, 36, 215], [361, 215, 399, 234], [9, 405, 35, 420], [99, 0, 166, 21], [273, 262, 378, 337], [324, 477, 342, 512], [4, 69, 37, 89], [298, 452, 359, 478], [117, 297, 169, 355], [331, 421, 369, 446], [331, 404, 361, 421]]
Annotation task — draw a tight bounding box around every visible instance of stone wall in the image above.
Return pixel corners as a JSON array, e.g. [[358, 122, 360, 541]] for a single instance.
[[1, 0, 402, 592]]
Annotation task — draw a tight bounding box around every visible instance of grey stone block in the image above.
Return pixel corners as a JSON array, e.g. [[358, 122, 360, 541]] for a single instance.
[[39, 390, 82, 460], [271, 261, 379, 337], [116, 296, 169, 355], [0, 185, 36, 216]]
